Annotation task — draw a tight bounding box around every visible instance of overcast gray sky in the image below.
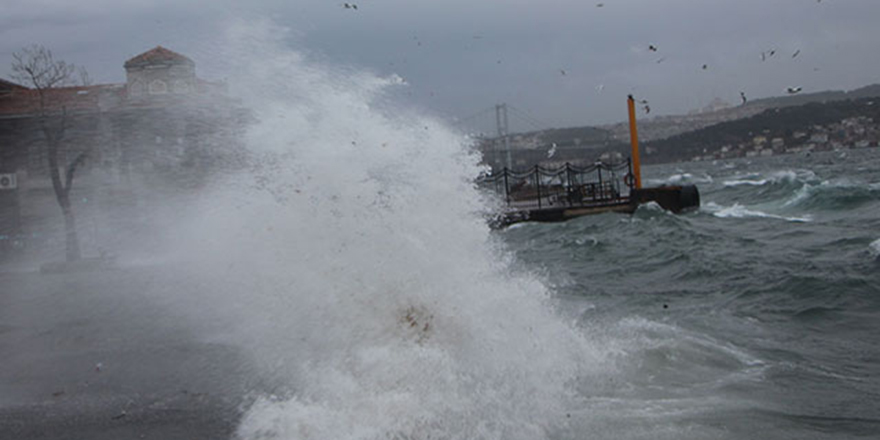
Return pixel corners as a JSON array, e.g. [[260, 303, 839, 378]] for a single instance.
[[2, 0, 879, 132]]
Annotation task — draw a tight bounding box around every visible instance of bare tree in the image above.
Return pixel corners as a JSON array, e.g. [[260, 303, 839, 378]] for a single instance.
[[12, 45, 89, 262]]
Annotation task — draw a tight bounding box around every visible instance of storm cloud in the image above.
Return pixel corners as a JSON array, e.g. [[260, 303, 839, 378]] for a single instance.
[[2, 0, 879, 131]]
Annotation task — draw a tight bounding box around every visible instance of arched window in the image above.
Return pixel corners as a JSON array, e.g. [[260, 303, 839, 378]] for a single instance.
[[128, 80, 144, 96], [173, 80, 191, 94], [149, 80, 168, 94]]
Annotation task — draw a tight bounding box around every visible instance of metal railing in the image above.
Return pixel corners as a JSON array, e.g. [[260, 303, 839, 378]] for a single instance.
[[477, 159, 634, 210]]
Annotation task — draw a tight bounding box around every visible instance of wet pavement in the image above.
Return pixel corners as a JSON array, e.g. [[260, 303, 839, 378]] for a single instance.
[[0, 266, 255, 440]]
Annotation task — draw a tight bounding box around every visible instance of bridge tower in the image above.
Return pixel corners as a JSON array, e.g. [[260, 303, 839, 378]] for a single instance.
[[495, 103, 512, 170]]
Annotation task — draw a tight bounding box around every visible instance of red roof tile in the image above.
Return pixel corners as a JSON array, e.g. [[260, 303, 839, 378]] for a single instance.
[[124, 46, 194, 69], [0, 84, 124, 117], [0, 78, 28, 91]]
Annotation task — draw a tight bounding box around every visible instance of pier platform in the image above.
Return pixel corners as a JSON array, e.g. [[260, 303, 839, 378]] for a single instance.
[[479, 162, 699, 228]]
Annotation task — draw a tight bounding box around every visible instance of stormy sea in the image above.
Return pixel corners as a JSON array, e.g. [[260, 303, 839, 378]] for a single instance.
[[2, 24, 879, 440], [500, 149, 880, 439]]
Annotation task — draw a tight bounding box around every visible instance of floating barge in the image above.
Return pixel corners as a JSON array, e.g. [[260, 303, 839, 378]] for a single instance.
[[479, 96, 700, 228]]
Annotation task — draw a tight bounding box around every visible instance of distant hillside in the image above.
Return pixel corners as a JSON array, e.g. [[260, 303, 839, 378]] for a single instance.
[[478, 125, 627, 170], [599, 83, 880, 143], [499, 125, 616, 150], [480, 83, 880, 167], [747, 84, 880, 108], [532, 126, 616, 146], [643, 97, 880, 163]]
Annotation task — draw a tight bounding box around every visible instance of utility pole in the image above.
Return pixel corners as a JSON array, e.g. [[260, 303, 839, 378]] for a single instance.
[[495, 103, 512, 170]]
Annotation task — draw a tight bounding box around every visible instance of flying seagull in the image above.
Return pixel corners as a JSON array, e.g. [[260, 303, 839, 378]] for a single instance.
[[787, 87, 803, 94]]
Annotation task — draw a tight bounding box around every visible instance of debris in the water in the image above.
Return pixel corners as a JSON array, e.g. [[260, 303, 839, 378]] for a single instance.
[[786, 86, 803, 94], [792, 49, 801, 58], [95, 362, 103, 372], [112, 410, 127, 420], [52, 390, 65, 397], [648, 44, 658, 52], [663, 304, 669, 309], [400, 306, 433, 344]]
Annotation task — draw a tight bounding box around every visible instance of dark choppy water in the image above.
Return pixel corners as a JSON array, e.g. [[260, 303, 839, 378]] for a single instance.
[[500, 148, 880, 440]]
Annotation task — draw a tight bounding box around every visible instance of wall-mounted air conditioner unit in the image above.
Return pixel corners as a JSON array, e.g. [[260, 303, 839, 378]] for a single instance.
[[0, 173, 17, 190]]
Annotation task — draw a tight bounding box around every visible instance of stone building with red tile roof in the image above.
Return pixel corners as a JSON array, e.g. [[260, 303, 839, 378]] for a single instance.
[[0, 47, 247, 258]]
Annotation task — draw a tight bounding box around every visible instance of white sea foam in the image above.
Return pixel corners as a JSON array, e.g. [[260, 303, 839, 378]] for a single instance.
[[161, 20, 594, 440], [703, 202, 811, 222], [869, 239, 880, 258], [638, 201, 665, 212], [723, 170, 799, 187], [646, 173, 712, 186], [723, 178, 768, 187]]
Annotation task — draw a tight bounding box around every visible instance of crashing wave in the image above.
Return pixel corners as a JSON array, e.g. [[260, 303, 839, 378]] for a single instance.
[[783, 179, 880, 210], [164, 20, 596, 440]]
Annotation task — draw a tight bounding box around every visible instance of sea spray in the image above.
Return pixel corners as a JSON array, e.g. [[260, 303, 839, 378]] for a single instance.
[[160, 21, 593, 440], [870, 239, 880, 259]]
